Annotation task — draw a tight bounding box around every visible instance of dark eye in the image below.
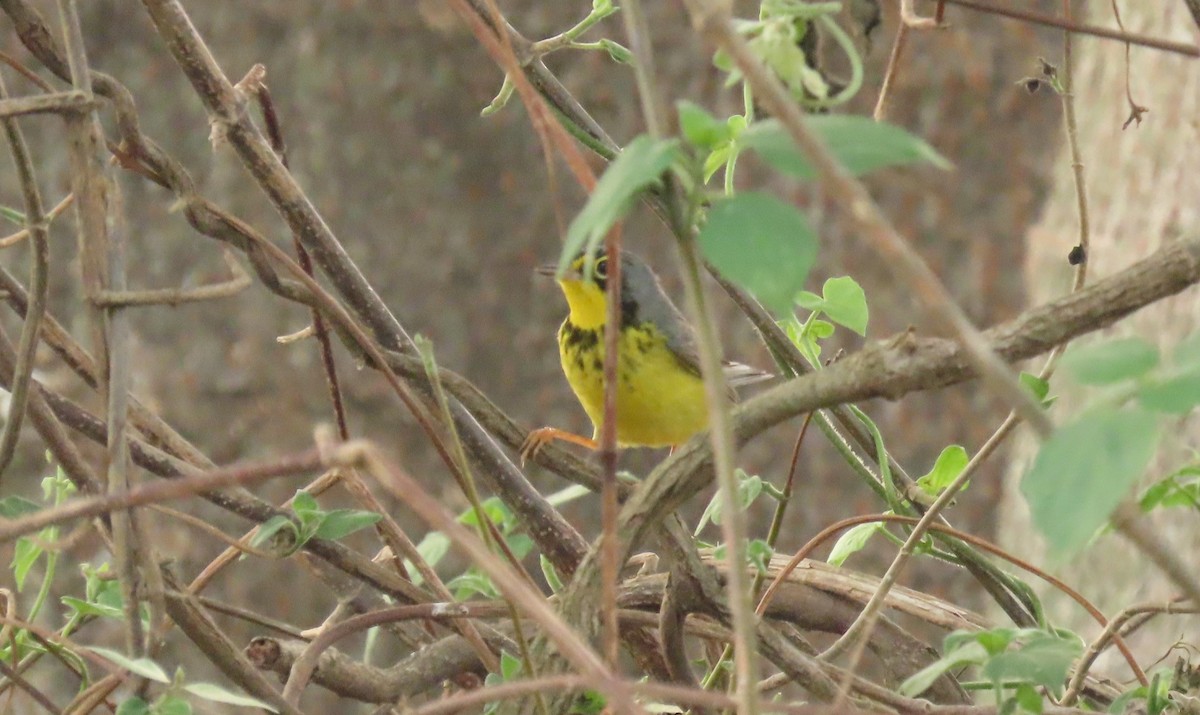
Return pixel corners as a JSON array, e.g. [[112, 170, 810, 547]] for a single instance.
[[593, 257, 608, 279]]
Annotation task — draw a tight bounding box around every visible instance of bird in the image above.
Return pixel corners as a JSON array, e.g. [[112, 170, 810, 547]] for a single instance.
[[520, 248, 769, 460]]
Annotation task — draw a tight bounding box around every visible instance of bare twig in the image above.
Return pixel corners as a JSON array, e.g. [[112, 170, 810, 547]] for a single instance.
[[91, 250, 251, 307], [936, 0, 1200, 57], [0, 450, 321, 544], [0, 89, 90, 117], [0, 69, 49, 478], [1062, 599, 1198, 705], [0, 192, 73, 247], [873, 22, 912, 121]]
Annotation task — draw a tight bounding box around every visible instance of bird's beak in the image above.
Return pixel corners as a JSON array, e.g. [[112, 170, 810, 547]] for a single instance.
[[536, 263, 581, 281]]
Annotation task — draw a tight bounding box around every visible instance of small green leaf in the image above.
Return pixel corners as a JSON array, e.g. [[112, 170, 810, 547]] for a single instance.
[[677, 101, 731, 150], [12, 538, 42, 591], [500, 650, 523, 680], [116, 697, 152, 715], [819, 276, 868, 335], [807, 319, 835, 339], [0, 206, 26, 226], [156, 696, 193, 715], [506, 533, 534, 560], [0, 495, 41, 518], [312, 509, 382, 541], [598, 38, 633, 65], [795, 290, 823, 310], [183, 683, 278, 711], [981, 633, 1082, 698], [291, 490, 319, 517], [449, 569, 500, 599], [827, 522, 881, 566], [87, 646, 170, 682], [1019, 372, 1051, 402], [1022, 407, 1161, 556], [249, 515, 299, 550], [702, 143, 732, 183], [698, 191, 818, 314], [1060, 337, 1159, 385], [1138, 368, 1200, 414], [560, 136, 680, 275], [1014, 683, 1044, 714], [540, 554, 564, 592], [741, 116, 951, 181], [746, 539, 773, 574], [916, 445, 970, 496], [62, 596, 125, 619], [899, 640, 989, 697]]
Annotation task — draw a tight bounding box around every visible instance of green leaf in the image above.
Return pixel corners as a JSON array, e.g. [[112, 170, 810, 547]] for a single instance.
[[0, 206, 26, 226], [249, 515, 299, 551], [981, 633, 1082, 698], [827, 521, 881, 566], [740, 116, 951, 181], [678, 102, 730, 150], [86, 646, 170, 682], [746, 539, 773, 574], [0, 495, 41, 518], [1019, 372, 1050, 403], [540, 554, 564, 592], [312, 509, 382, 541], [1138, 368, 1200, 414], [559, 136, 680, 275], [500, 650, 523, 681], [155, 696, 193, 715], [116, 697, 152, 715], [1022, 407, 1161, 556], [807, 319, 835, 340], [795, 290, 822, 310], [698, 192, 818, 314], [506, 533, 535, 560], [598, 38, 633, 65], [819, 276, 868, 335], [1014, 683, 1044, 714], [183, 683, 278, 711], [899, 640, 989, 697], [1060, 337, 1159, 385], [1138, 467, 1200, 512], [916, 445, 970, 496], [702, 143, 732, 183], [62, 596, 125, 619], [12, 537, 42, 591], [449, 569, 500, 599], [291, 490, 319, 516]]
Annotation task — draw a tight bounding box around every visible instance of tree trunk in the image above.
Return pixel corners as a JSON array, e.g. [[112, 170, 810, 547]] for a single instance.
[[1001, 2, 1200, 668]]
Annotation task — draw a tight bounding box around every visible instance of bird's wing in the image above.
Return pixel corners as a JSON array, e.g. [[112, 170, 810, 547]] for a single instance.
[[623, 254, 775, 396]]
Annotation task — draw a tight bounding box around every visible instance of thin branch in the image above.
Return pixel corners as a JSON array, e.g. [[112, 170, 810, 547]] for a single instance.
[[936, 0, 1200, 57], [91, 250, 251, 307], [1062, 599, 1198, 705], [0, 89, 90, 117], [0, 449, 321, 544], [0, 192, 73, 247], [0, 68, 50, 478]]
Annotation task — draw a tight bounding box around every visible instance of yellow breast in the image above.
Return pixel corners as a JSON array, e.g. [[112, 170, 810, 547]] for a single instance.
[[557, 320, 709, 447]]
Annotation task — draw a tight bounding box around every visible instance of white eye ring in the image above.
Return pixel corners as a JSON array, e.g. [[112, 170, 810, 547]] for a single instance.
[[593, 257, 608, 279]]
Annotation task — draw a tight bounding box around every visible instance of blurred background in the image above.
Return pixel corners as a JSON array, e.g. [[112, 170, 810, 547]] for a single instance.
[[1, 0, 1196, 705]]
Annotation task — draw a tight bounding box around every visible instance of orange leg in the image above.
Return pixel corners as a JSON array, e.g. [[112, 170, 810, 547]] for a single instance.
[[519, 426, 598, 464]]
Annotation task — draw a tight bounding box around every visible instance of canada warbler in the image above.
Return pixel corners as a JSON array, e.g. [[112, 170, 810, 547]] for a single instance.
[[521, 249, 767, 458]]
